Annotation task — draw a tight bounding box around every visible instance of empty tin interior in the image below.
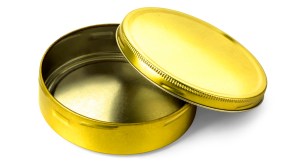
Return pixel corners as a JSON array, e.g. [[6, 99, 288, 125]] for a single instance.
[[41, 24, 185, 123]]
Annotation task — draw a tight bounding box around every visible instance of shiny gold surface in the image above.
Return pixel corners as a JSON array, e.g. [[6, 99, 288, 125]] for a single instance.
[[117, 7, 267, 111], [39, 24, 196, 154], [53, 59, 184, 123]]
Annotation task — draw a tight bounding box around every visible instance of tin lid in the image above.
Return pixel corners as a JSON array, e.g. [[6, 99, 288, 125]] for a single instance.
[[116, 7, 267, 112]]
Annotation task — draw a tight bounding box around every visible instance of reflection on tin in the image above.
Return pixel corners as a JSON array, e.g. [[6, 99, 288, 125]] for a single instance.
[[53, 59, 184, 123]]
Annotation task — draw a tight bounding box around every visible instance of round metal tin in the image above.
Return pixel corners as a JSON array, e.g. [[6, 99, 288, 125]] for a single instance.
[[39, 24, 196, 154], [116, 7, 267, 111]]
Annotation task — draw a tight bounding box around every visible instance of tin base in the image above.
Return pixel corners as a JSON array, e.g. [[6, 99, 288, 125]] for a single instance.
[[39, 24, 196, 154]]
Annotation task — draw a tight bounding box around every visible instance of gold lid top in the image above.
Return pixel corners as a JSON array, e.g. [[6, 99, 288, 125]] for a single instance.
[[116, 7, 267, 111]]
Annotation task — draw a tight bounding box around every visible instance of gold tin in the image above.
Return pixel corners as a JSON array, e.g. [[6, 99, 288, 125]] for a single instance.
[[117, 7, 267, 111], [39, 7, 267, 155], [39, 24, 196, 154]]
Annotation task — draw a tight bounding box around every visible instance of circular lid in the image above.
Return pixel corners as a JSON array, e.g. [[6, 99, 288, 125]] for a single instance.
[[116, 7, 267, 112]]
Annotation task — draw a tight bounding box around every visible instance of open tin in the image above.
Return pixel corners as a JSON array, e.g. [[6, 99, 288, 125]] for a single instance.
[[39, 24, 196, 154], [39, 7, 267, 155]]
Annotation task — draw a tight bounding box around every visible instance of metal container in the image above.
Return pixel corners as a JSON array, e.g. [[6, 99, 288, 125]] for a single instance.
[[39, 7, 267, 155], [39, 24, 196, 154]]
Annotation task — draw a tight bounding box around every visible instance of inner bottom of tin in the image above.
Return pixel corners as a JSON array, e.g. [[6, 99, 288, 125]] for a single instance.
[[47, 54, 184, 123], [43, 25, 185, 123]]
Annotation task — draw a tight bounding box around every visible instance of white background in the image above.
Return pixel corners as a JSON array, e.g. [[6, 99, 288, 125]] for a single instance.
[[0, 0, 290, 163]]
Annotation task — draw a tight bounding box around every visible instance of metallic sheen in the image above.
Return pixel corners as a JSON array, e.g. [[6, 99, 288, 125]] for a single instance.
[[116, 7, 267, 111], [39, 24, 196, 154]]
